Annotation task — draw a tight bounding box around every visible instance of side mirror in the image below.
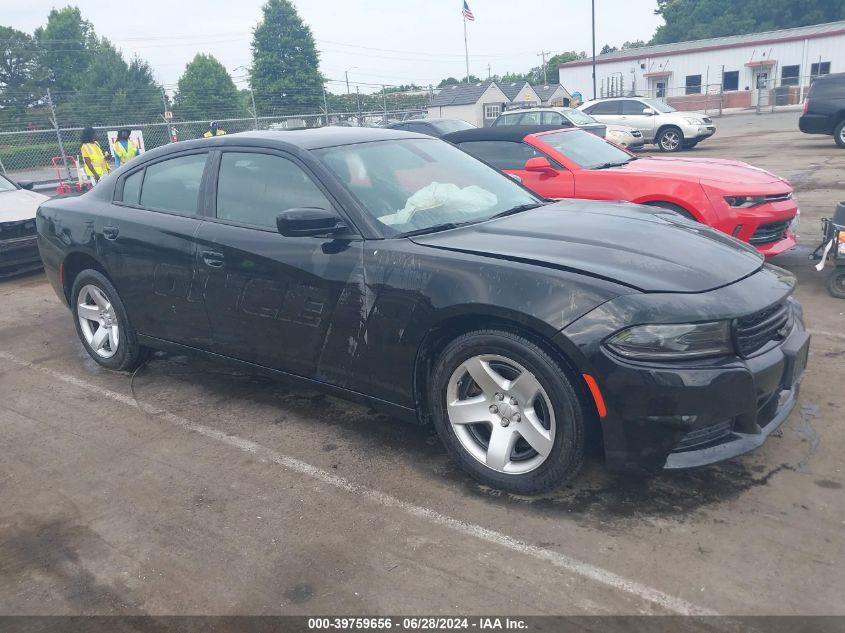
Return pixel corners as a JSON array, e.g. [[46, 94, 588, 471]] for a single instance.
[[641, 108, 656, 116], [524, 157, 557, 175], [17, 181, 34, 190], [276, 208, 348, 237]]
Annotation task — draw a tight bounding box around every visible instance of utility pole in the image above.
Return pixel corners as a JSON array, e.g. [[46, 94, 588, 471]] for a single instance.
[[160, 87, 172, 143], [322, 84, 329, 125], [538, 51, 552, 84], [356, 85, 362, 126], [46, 89, 72, 182], [487, 64, 491, 80], [249, 88, 259, 130], [591, 0, 597, 100], [382, 85, 388, 121]]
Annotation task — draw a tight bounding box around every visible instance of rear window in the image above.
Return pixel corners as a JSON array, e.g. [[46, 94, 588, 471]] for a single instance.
[[492, 113, 523, 126], [430, 119, 475, 134]]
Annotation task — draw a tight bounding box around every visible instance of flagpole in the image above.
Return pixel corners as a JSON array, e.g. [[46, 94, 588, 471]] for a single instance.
[[463, 12, 469, 84]]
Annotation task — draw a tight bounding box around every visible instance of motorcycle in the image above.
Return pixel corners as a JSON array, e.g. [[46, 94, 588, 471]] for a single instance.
[[812, 201, 845, 299]]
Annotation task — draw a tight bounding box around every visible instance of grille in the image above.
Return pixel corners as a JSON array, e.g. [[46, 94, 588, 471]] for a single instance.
[[675, 419, 733, 451], [630, 130, 643, 137], [735, 302, 790, 357], [749, 219, 791, 245], [0, 219, 37, 241]]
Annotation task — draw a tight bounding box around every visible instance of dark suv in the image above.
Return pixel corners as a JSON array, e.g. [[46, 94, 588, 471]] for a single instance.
[[799, 72, 845, 148]]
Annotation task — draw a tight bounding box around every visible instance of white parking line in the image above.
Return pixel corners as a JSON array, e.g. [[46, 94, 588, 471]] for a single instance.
[[0, 350, 718, 617]]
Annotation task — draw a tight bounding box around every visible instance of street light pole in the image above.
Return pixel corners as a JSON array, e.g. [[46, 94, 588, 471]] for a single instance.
[[591, 0, 597, 100], [345, 66, 357, 97]]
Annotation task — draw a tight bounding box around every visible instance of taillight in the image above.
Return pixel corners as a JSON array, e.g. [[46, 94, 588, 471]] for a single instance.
[[803, 98, 809, 114]]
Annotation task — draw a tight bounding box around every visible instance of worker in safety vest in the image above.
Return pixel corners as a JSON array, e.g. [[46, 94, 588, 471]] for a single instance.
[[203, 121, 226, 138], [80, 127, 110, 185], [112, 129, 139, 167]]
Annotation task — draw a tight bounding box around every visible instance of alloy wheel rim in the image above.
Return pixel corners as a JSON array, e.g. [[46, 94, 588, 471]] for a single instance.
[[840, 127, 845, 143], [446, 354, 556, 475], [77, 284, 120, 359], [661, 131, 680, 150]]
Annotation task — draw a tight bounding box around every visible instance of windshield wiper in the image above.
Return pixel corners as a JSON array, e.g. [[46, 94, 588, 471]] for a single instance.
[[593, 161, 630, 169], [396, 221, 474, 238], [489, 202, 547, 220]]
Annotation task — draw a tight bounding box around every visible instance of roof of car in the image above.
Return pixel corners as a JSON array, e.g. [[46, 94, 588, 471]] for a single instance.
[[224, 127, 422, 149], [442, 125, 572, 143], [386, 118, 462, 127], [499, 107, 577, 114]]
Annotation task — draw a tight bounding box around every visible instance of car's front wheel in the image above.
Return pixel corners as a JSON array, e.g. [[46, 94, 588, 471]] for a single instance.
[[429, 330, 586, 494], [71, 269, 147, 371], [828, 266, 845, 299], [656, 126, 684, 152]]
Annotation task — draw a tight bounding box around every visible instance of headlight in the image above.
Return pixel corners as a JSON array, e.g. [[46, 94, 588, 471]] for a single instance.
[[606, 321, 733, 360], [724, 195, 766, 208], [684, 117, 703, 125]]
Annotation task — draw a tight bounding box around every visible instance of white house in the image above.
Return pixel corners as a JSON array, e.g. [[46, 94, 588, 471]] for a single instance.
[[500, 82, 541, 109], [531, 84, 573, 107], [557, 21, 845, 110], [427, 81, 511, 126]]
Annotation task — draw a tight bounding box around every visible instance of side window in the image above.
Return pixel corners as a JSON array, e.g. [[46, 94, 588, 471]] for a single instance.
[[140, 153, 208, 215], [519, 111, 542, 125], [493, 113, 521, 126], [621, 100, 648, 115], [121, 169, 143, 204], [216, 152, 332, 228], [540, 111, 565, 126], [405, 123, 432, 135], [585, 101, 620, 115], [458, 141, 542, 171]]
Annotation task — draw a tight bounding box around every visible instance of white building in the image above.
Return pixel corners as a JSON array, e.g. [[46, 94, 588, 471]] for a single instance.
[[557, 21, 845, 110], [532, 84, 573, 107], [427, 81, 512, 126], [500, 82, 541, 108]]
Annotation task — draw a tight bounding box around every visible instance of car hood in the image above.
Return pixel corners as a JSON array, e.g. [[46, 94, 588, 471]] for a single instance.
[[616, 156, 787, 187], [0, 188, 49, 223], [409, 200, 764, 293]]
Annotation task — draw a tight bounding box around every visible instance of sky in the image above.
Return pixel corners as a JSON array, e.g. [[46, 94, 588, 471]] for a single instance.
[[6, 0, 664, 94]]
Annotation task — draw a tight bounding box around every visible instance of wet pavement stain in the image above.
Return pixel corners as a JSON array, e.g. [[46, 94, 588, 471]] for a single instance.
[[795, 404, 821, 474], [815, 479, 843, 489]]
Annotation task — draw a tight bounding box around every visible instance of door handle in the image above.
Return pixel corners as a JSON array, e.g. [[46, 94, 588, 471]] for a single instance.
[[103, 226, 119, 240], [201, 250, 225, 268]]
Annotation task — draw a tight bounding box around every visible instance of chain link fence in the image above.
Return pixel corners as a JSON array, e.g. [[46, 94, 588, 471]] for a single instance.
[[0, 107, 426, 189]]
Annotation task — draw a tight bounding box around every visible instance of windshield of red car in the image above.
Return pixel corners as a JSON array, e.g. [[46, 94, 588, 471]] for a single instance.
[[538, 129, 634, 169], [316, 138, 540, 236]]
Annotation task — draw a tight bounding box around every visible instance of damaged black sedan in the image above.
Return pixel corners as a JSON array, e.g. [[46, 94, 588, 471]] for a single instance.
[[36, 128, 809, 494]]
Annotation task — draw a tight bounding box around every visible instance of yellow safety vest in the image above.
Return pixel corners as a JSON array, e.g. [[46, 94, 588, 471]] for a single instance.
[[80, 142, 110, 177], [113, 139, 139, 165], [203, 129, 227, 138]]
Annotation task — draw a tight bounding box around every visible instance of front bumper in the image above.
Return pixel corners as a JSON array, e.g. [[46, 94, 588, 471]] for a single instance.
[[597, 321, 808, 472], [0, 235, 42, 278]]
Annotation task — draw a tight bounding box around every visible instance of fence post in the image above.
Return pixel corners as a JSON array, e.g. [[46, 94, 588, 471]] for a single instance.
[[322, 84, 329, 126], [382, 85, 388, 122], [46, 89, 72, 183], [160, 88, 173, 142]]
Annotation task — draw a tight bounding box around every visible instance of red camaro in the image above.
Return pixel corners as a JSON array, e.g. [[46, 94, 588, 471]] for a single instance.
[[444, 127, 798, 257]]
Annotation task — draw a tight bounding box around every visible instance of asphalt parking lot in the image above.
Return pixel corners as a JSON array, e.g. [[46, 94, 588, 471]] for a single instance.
[[1, 110, 844, 617]]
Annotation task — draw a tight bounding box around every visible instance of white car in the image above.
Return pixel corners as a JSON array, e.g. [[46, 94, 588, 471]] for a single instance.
[[605, 124, 645, 149], [0, 174, 49, 278], [578, 97, 716, 152]]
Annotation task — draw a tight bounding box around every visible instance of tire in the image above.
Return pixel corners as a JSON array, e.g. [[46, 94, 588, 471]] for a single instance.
[[70, 269, 147, 371], [644, 201, 697, 221], [834, 120, 845, 149], [656, 126, 684, 152], [429, 329, 586, 495], [828, 266, 845, 299]]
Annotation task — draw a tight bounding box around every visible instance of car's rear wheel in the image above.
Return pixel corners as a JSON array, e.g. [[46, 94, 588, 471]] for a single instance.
[[834, 120, 845, 149], [656, 126, 683, 152], [71, 269, 147, 371], [828, 266, 845, 299], [429, 330, 586, 494]]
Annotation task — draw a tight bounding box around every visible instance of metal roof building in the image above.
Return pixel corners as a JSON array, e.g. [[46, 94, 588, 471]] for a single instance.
[[559, 20, 845, 110]]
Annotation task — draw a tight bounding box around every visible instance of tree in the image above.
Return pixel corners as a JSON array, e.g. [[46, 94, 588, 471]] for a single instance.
[[0, 27, 39, 127], [545, 52, 587, 84], [437, 75, 482, 88], [33, 6, 92, 99], [249, 0, 323, 114], [601, 44, 618, 54], [651, 0, 845, 44], [175, 54, 242, 120]]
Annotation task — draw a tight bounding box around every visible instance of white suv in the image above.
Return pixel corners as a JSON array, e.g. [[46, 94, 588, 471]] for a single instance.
[[578, 97, 716, 152]]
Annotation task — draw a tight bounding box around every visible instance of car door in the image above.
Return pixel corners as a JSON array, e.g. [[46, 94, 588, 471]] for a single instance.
[[619, 99, 657, 140], [456, 140, 574, 198], [104, 151, 213, 348], [582, 100, 622, 127], [195, 148, 365, 383]]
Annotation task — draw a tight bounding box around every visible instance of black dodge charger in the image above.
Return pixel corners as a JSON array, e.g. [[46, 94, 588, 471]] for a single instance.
[[36, 128, 810, 494]]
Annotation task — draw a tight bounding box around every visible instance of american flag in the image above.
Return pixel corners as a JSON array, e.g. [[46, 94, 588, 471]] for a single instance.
[[462, 0, 475, 21]]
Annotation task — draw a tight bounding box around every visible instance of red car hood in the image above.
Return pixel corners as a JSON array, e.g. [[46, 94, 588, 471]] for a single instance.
[[617, 157, 788, 188]]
